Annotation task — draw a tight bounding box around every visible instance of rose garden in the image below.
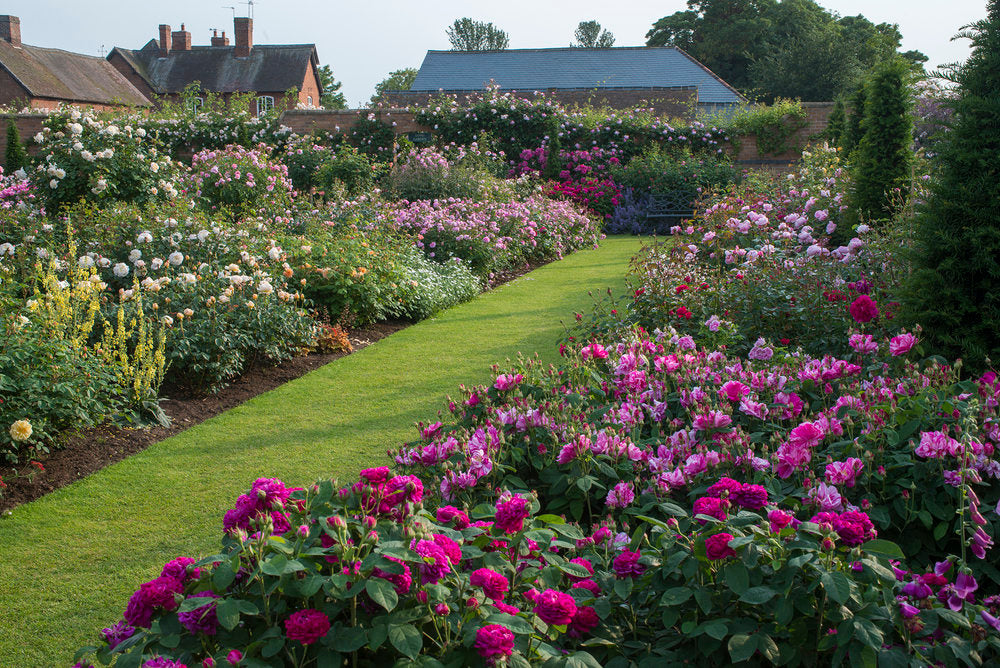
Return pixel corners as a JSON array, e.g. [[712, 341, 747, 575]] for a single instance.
[[2, 5, 1000, 667]]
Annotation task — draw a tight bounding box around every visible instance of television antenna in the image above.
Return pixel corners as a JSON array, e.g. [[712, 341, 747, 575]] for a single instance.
[[243, 0, 259, 19], [222, 6, 236, 18]]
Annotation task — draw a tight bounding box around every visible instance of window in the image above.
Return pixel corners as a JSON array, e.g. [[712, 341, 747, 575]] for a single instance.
[[307, 95, 313, 106], [188, 96, 204, 113], [256, 95, 274, 116]]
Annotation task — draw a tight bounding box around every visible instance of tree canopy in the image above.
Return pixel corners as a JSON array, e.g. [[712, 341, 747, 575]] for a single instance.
[[645, 0, 927, 101], [446, 18, 510, 51], [573, 21, 615, 48], [317, 65, 347, 109], [371, 68, 419, 105]]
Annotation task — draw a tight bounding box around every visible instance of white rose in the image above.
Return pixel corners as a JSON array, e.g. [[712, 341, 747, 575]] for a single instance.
[[128, 249, 142, 262], [267, 247, 282, 261], [150, 161, 159, 173], [137, 231, 153, 244], [257, 280, 274, 295], [34, 132, 44, 143], [0, 242, 14, 256], [36, 248, 48, 259], [78, 255, 94, 268], [13, 168, 26, 179], [168, 251, 184, 266], [73, 142, 84, 151], [197, 230, 210, 242], [112, 262, 129, 277], [150, 258, 163, 270], [69, 123, 83, 135]]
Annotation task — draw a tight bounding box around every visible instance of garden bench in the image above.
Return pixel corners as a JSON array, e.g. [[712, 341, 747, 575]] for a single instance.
[[645, 192, 695, 229]]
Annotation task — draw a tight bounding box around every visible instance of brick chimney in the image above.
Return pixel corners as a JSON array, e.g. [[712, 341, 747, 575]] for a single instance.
[[158, 24, 171, 56], [0, 15, 22, 47], [211, 29, 230, 46], [234, 17, 252, 57], [171, 24, 191, 50]]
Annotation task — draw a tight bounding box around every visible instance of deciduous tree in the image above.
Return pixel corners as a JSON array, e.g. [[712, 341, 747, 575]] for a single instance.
[[446, 18, 509, 51]]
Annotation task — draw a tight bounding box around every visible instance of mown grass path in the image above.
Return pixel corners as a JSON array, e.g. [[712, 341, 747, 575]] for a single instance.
[[0, 237, 644, 667]]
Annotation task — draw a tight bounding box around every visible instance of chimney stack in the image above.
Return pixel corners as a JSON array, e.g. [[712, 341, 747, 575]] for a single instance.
[[234, 17, 252, 57], [171, 23, 191, 51], [0, 15, 22, 47], [211, 29, 230, 46], [158, 24, 171, 57]]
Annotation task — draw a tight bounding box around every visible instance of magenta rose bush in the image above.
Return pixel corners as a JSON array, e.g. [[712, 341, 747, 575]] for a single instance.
[[74, 466, 1000, 667], [395, 326, 1000, 589]]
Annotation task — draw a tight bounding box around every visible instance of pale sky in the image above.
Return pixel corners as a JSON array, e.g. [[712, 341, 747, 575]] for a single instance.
[[5, 1, 988, 105]]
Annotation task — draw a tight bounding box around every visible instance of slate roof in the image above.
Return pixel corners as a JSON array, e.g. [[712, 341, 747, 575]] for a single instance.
[[0, 40, 150, 106], [110, 41, 318, 95], [409, 46, 744, 104]]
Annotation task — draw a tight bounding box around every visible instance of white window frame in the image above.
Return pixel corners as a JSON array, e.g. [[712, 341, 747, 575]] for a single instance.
[[306, 95, 313, 106], [256, 95, 275, 116], [188, 96, 204, 113]]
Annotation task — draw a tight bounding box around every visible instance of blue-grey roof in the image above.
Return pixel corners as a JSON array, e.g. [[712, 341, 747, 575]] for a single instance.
[[409, 47, 744, 104]]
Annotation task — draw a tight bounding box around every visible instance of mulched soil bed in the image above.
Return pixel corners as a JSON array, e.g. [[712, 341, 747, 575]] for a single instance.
[[0, 257, 554, 512]]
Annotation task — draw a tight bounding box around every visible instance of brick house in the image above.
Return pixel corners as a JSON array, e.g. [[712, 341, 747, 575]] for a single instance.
[[108, 17, 322, 116], [0, 15, 150, 110], [383, 46, 746, 119]]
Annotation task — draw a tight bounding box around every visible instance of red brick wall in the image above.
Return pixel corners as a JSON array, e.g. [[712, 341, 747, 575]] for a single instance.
[[299, 58, 321, 107], [729, 102, 835, 173], [380, 87, 698, 120], [279, 109, 429, 135]]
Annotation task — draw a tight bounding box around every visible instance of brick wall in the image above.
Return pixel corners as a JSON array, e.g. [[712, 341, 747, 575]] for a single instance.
[[729, 102, 835, 173], [279, 108, 429, 136], [380, 87, 698, 120]]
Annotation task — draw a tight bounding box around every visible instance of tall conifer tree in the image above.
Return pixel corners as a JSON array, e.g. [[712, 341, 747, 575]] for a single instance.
[[904, 1, 1000, 367]]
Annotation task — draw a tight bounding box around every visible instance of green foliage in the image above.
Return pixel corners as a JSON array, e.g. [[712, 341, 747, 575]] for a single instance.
[[825, 98, 846, 147], [384, 147, 489, 202], [372, 67, 418, 104], [842, 79, 868, 154], [572, 20, 615, 48], [4, 120, 27, 174], [446, 17, 509, 50], [646, 0, 910, 101], [315, 145, 379, 197], [317, 64, 347, 110], [29, 110, 179, 213], [903, 0, 1000, 370], [852, 58, 914, 223], [729, 99, 809, 156], [347, 113, 396, 158], [611, 148, 737, 200], [0, 309, 123, 461]]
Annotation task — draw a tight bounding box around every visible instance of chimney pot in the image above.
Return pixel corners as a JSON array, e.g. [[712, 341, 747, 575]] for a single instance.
[[234, 17, 252, 57], [211, 29, 230, 47], [171, 24, 192, 51]]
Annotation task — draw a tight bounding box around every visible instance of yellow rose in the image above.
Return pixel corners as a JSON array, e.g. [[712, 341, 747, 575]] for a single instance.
[[9, 419, 32, 442]]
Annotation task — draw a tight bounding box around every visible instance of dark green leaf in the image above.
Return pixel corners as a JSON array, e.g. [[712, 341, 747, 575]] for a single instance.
[[738, 586, 776, 605], [216, 599, 240, 631], [728, 633, 757, 663], [389, 623, 423, 659], [366, 578, 398, 611]]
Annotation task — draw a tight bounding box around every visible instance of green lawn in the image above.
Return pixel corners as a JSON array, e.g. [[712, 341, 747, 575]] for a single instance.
[[0, 236, 644, 667]]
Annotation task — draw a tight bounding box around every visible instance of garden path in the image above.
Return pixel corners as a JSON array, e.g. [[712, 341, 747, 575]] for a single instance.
[[0, 236, 644, 667]]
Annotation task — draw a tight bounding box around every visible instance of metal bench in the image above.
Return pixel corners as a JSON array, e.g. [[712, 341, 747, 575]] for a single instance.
[[645, 192, 695, 232]]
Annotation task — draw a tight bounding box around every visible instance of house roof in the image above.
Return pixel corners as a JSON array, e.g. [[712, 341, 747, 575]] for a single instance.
[[109, 41, 318, 95], [409, 46, 744, 104], [0, 40, 150, 106]]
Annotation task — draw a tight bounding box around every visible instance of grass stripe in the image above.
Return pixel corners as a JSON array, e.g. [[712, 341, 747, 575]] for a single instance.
[[0, 236, 642, 666]]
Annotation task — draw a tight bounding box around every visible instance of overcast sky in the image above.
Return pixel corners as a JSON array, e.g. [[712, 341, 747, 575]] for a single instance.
[[6, 0, 989, 105]]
